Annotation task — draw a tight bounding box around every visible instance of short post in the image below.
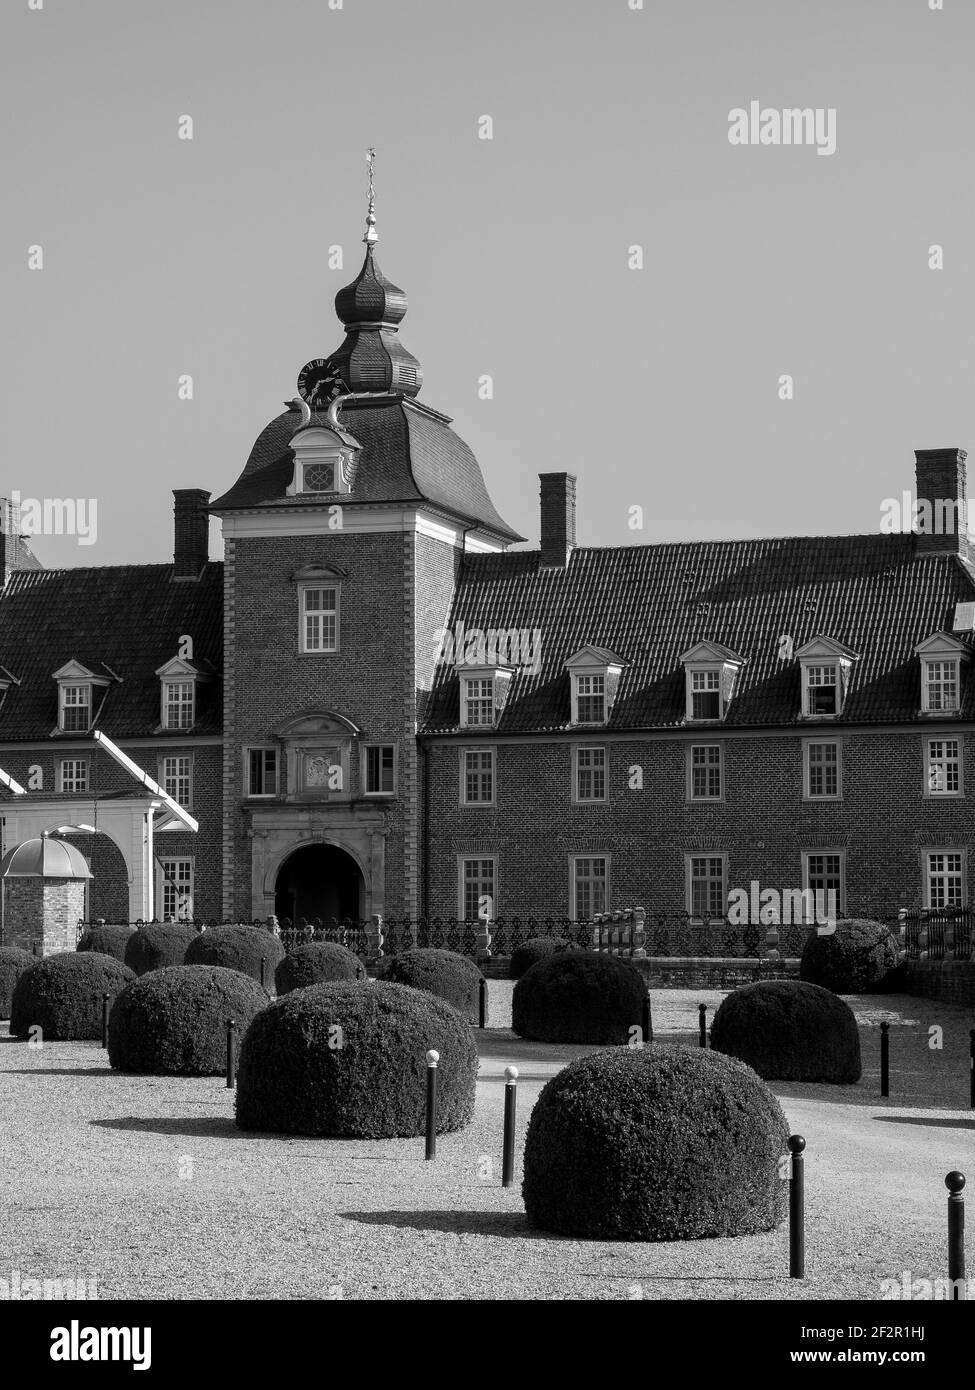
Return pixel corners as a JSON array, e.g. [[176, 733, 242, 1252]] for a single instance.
[[642, 994, 653, 1045], [946, 1172, 966, 1299], [260, 957, 266, 990], [32, 941, 39, 958], [502, 1066, 518, 1188], [226, 1018, 236, 1089], [969, 1030, 974, 1111], [478, 976, 488, 1029], [101, 993, 110, 1049], [789, 1135, 806, 1279], [425, 1050, 439, 1160], [698, 1002, 707, 1049], [880, 1021, 890, 1098]]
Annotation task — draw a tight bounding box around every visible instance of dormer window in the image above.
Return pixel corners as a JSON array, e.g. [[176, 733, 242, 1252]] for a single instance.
[[680, 642, 745, 724], [690, 670, 721, 720], [61, 684, 91, 732], [796, 638, 858, 720], [576, 675, 605, 723], [287, 425, 357, 497], [805, 665, 839, 716], [914, 633, 969, 716], [565, 647, 626, 726], [458, 666, 514, 728], [155, 656, 214, 732], [52, 660, 115, 735], [299, 461, 336, 493]]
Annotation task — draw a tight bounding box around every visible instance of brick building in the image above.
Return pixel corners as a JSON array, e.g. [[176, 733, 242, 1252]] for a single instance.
[[3, 205, 975, 934]]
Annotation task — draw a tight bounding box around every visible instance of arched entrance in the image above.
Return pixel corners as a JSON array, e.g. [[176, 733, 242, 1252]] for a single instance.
[[274, 843, 364, 924]]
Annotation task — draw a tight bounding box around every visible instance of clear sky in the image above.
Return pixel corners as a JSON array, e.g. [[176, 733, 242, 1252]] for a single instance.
[[1, 0, 971, 567]]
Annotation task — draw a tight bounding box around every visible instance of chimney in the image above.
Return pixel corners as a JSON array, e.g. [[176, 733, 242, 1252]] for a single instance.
[[173, 489, 211, 580], [539, 473, 576, 569], [0, 496, 40, 587], [914, 449, 969, 559]]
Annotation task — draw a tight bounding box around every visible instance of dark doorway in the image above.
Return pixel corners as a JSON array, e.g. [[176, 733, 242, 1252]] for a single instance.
[[274, 843, 364, 924]]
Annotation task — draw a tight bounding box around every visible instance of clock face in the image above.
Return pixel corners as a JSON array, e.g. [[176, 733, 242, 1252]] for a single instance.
[[297, 359, 346, 409]]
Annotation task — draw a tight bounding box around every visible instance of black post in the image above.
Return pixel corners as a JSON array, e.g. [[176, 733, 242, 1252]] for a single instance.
[[789, 1135, 806, 1279], [642, 994, 653, 1046], [946, 1171, 966, 1299], [970, 1030, 974, 1111], [698, 1003, 707, 1049], [101, 993, 110, 1049], [32, 941, 39, 958], [880, 1021, 890, 1098], [479, 976, 488, 1029], [425, 1050, 439, 1160], [226, 1018, 236, 1089], [502, 1065, 518, 1187], [260, 957, 266, 990]]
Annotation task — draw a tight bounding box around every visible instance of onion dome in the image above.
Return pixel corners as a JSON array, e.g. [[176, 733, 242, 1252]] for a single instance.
[[0, 836, 93, 879]]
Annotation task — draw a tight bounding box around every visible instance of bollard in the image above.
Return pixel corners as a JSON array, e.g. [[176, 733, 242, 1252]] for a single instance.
[[642, 994, 653, 1046], [970, 1031, 974, 1111], [946, 1172, 966, 1299], [502, 1065, 518, 1188], [789, 1135, 806, 1279], [698, 1003, 707, 1049], [260, 957, 266, 991], [32, 941, 39, 958], [226, 1018, 236, 1089], [880, 1021, 890, 1098], [479, 976, 488, 1029], [425, 1050, 439, 1160], [101, 993, 110, 1049]]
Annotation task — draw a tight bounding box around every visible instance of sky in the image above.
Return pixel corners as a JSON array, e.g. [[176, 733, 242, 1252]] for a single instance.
[[1, 0, 971, 567]]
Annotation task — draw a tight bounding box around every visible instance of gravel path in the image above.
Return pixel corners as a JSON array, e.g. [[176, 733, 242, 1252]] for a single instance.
[[1, 985, 971, 1300]]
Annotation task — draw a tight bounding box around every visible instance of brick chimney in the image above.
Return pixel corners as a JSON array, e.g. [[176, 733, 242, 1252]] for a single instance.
[[0, 496, 41, 587], [914, 449, 969, 559], [173, 489, 211, 579], [539, 473, 576, 569]]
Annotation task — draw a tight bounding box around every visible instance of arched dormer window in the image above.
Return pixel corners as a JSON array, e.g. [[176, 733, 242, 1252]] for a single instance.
[[287, 426, 357, 497]]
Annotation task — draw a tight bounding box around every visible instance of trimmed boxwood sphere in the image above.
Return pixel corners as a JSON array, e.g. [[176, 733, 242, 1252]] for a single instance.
[[125, 923, 198, 976], [711, 979, 862, 1083], [0, 947, 35, 1018], [508, 937, 584, 981], [9, 952, 135, 1040], [523, 1046, 790, 1240], [385, 948, 482, 1018], [108, 965, 270, 1075], [235, 980, 477, 1137], [275, 942, 365, 995], [513, 952, 647, 1043], [800, 919, 902, 994], [77, 924, 135, 963], [185, 925, 285, 985]]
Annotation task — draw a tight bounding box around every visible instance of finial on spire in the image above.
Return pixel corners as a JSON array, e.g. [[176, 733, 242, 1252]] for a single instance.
[[364, 147, 378, 245]]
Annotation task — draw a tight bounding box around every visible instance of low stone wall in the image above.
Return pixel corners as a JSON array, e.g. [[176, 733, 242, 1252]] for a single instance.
[[904, 960, 975, 1008], [445, 954, 800, 988]]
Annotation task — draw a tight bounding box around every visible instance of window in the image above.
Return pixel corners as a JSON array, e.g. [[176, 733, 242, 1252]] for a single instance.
[[802, 851, 845, 919], [300, 461, 335, 493], [301, 585, 339, 653], [246, 748, 278, 797], [160, 755, 192, 809], [804, 665, 839, 716], [923, 660, 959, 713], [461, 749, 494, 805], [574, 746, 606, 803], [926, 851, 965, 910], [162, 680, 195, 731], [571, 855, 609, 920], [60, 684, 91, 732], [688, 744, 722, 800], [158, 858, 194, 921], [462, 677, 495, 728], [690, 670, 722, 721], [686, 854, 727, 919], [575, 675, 606, 724], [364, 744, 396, 796], [59, 758, 89, 793], [804, 739, 841, 800], [926, 738, 962, 797], [458, 857, 496, 921]]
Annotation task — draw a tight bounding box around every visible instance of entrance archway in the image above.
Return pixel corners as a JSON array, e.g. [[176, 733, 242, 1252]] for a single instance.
[[274, 843, 364, 924]]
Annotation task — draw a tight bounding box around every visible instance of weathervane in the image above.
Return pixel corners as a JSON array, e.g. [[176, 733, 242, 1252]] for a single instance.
[[364, 146, 378, 245]]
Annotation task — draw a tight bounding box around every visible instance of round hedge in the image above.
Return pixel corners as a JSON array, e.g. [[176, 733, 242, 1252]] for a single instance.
[[9, 952, 135, 1040], [108, 965, 270, 1075], [522, 1046, 790, 1240], [184, 925, 285, 986], [124, 923, 198, 977], [275, 942, 365, 995], [711, 979, 862, 1083], [77, 924, 135, 963], [235, 980, 477, 1138], [512, 952, 647, 1043], [384, 948, 482, 1018], [0, 947, 35, 1018], [800, 919, 902, 994], [508, 937, 584, 981]]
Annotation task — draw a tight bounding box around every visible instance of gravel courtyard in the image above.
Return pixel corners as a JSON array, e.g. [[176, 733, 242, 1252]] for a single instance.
[[1, 985, 971, 1301]]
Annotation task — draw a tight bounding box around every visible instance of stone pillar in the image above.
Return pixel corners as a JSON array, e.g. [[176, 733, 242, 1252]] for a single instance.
[[3, 877, 87, 955]]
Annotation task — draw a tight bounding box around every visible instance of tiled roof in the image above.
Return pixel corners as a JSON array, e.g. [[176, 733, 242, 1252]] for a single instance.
[[0, 563, 223, 740], [421, 535, 975, 733]]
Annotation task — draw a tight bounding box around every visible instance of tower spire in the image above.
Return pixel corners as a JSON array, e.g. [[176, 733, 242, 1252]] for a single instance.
[[364, 147, 378, 246]]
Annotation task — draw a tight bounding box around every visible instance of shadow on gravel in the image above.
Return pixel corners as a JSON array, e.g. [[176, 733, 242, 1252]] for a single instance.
[[873, 1115, 975, 1130], [340, 1209, 555, 1239], [90, 1116, 246, 1140], [4, 1066, 117, 1076]]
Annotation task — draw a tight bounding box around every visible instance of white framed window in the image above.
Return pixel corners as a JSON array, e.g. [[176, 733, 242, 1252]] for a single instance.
[[461, 676, 495, 728], [60, 684, 91, 733], [688, 669, 722, 721], [59, 758, 89, 793], [157, 857, 194, 922], [925, 737, 963, 797], [685, 853, 727, 919], [801, 850, 845, 919], [363, 744, 396, 796], [246, 747, 278, 797], [162, 680, 195, 731], [300, 584, 340, 653], [573, 745, 607, 803], [457, 856, 496, 921], [803, 664, 839, 717], [160, 755, 193, 809], [461, 748, 495, 806], [687, 744, 722, 801], [922, 659, 960, 713], [925, 850, 966, 910], [804, 739, 842, 800], [570, 854, 609, 920], [574, 674, 606, 724], [299, 460, 336, 494]]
